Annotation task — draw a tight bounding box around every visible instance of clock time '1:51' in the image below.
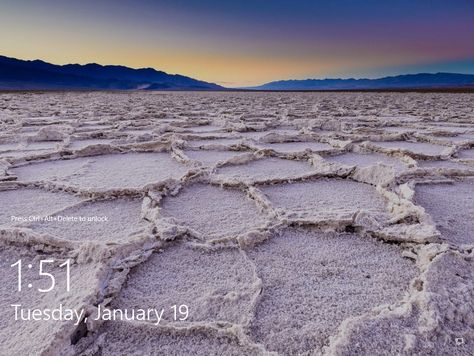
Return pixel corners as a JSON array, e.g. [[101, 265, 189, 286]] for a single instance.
[[11, 259, 71, 292]]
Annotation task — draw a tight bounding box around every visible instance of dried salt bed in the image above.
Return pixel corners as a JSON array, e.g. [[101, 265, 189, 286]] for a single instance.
[[324, 152, 408, 173], [12, 153, 188, 190], [236, 129, 300, 140], [383, 126, 415, 133], [0, 188, 82, 226], [458, 148, 474, 159], [75, 124, 114, 133], [185, 124, 223, 133], [0, 244, 101, 355], [247, 228, 417, 355], [1, 150, 45, 159], [327, 250, 473, 355], [258, 141, 332, 153], [216, 157, 316, 182], [121, 129, 154, 135], [25, 141, 61, 150], [27, 198, 146, 243], [1, 92, 474, 354], [63, 152, 188, 190], [67, 138, 114, 150], [112, 244, 256, 324], [427, 125, 472, 133], [0, 142, 21, 152], [433, 134, 474, 144], [370, 141, 448, 156], [11, 157, 91, 182], [415, 181, 474, 246], [260, 179, 386, 220], [417, 159, 474, 171], [412, 251, 474, 354], [159, 184, 267, 240], [186, 137, 243, 148], [85, 321, 262, 355], [184, 149, 243, 166]]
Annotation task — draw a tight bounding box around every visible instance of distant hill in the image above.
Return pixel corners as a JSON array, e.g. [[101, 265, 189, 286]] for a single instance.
[[0, 55, 223, 90], [250, 73, 474, 90]]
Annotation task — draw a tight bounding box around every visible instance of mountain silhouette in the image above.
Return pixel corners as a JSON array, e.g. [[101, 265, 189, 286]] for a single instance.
[[250, 73, 474, 90], [0, 55, 223, 90]]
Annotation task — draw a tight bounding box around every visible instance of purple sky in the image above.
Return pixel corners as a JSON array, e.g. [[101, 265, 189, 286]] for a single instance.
[[1, 0, 473, 86]]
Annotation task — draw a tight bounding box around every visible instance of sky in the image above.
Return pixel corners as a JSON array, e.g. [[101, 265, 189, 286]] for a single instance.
[[1, 0, 473, 87]]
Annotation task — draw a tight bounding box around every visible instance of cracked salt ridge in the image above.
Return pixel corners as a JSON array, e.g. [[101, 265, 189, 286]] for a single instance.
[[158, 183, 268, 240], [26, 198, 147, 243], [260, 178, 387, 221], [0, 188, 82, 226], [247, 227, 417, 355], [324, 152, 408, 173], [415, 180, 474, 246], [85, 321, 262, 355], [12, 152, 188, 190], [326, 250, 473, 356], [215, 157, 317, 183], [112, 243, 257, 325], [184, 150, 243, 166], [0, 244, 102, 356], [258, 141, 332, 153], [370, 141, 449, 156]]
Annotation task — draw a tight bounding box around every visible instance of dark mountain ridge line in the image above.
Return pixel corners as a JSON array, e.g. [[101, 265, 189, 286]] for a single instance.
[[0, 55, 223, 90], [1, 55, 474, 91], [250, 72, 474, 90]]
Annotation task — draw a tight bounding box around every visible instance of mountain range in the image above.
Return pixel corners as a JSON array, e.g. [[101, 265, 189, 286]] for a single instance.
[[1, 55, 474, 91], [0, 55, 223, 90], [250, 73, 474, 90]]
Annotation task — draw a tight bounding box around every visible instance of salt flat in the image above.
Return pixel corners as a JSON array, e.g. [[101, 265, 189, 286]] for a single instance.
[[0, 91, 472, 355]]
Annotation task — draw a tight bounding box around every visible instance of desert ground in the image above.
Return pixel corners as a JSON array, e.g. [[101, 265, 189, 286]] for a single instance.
[[0, 91, 473, 355]]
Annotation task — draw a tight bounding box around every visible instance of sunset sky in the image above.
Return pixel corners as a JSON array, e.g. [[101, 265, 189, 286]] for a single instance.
[[1, 0, 473, 87]]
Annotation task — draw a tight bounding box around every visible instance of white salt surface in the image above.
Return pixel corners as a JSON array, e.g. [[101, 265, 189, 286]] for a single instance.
[[90, 321, 261, 355], [0, 92, 472, 355], [216, 157, 316, 182], [415, 181, 474, 246], [0, 188, 82, 226], [417, 159, 474, 171], [184, 149, 242, 166], [261, 179, 386, 220], [187, 138, 243, 148], [113, 244, 256, 324], [67, 153, 188, 190], [458, 148, 474, 159], [68, 138, 114, 149], [12, 158, 91, 182], [28, 198, 146, 242], [371, 141, 447, 156], [259, 141, 332, 153], [159, 184, 267, 239], [12, 152, 188, 190], [247, 228, 417, 355], [325, 152, 408, 173], [0, 245, 100, 355]]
